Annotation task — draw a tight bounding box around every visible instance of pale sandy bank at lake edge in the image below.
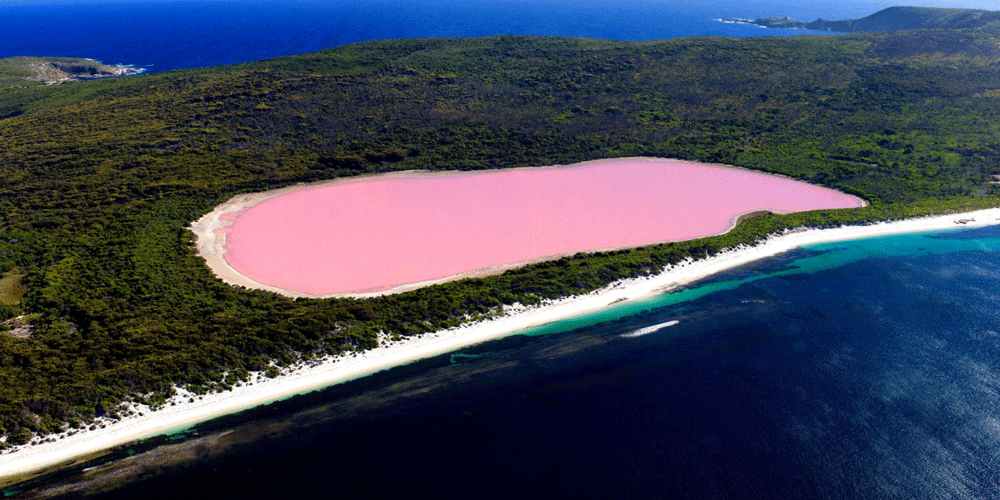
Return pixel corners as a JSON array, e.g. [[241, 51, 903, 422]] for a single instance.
[[190, 157, 865, 298], [3, 207, 998, 482]]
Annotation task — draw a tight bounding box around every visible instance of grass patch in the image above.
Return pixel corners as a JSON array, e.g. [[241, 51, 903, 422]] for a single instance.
[[0, 271, 27, 306]]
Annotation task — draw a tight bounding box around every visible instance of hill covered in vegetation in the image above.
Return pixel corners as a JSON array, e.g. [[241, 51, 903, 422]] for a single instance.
[[725, 6, 1000, 32], [0, 16, 999, 452]]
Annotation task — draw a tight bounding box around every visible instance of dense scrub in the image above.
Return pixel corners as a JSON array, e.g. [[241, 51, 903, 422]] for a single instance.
[[0, 29, 999, 445]]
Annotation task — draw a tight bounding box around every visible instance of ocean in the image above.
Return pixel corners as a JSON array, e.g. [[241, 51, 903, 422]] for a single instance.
[[4, 0, 1000, 497], [1, 0, 981, 73], [7, 226, 999, 498]]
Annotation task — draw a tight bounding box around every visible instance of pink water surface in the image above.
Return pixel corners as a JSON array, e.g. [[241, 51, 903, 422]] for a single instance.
[[221, 160, 863, 295]]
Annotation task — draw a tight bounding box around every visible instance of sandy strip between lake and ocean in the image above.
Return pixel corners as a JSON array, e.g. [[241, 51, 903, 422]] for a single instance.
[[3, 206, 999, 481]]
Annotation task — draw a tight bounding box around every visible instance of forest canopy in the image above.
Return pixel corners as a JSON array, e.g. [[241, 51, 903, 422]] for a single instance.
[[0, 24, 999, 447]]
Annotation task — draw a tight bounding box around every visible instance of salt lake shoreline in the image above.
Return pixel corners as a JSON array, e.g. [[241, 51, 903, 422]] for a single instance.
[[189, 157, 867, 299], [3, 207, 999, 482]]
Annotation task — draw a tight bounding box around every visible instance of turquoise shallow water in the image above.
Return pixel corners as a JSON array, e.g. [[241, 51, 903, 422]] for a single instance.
[[522, 225, 1000, 338], [3, 0, 999, 496], [10, 224, 1000, 499]]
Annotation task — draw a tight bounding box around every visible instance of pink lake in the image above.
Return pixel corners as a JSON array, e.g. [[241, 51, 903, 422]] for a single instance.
[[220, 159, 864, 295]]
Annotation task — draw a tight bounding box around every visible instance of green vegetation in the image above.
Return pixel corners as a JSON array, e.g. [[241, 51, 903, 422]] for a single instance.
[[0, 271, 26, 323], [0, 271, 26, 305], [0, 21, 998, 449]]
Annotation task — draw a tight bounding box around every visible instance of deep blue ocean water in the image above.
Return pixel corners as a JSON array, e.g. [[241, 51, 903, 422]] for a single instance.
[[0, 0, 992, 73], [8, 225, 999, 499], [4, 1, 1000, 497]]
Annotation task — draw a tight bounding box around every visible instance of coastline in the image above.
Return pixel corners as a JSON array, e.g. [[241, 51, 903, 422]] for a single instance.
[[3, 206, 999, 482], [189, 157, 867, 299]]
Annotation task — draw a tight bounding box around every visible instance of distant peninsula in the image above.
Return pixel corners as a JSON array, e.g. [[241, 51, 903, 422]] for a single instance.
[[0, 56, 143, 88], [722, 6, 1000, 32]]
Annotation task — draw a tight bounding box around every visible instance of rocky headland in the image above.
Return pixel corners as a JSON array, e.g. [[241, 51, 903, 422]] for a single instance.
[[0, 56, 143, 87], [722, 6, 1000, 33]]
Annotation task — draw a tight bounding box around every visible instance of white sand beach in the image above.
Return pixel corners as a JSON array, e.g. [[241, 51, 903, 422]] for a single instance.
[[3, 207, 999, 481]]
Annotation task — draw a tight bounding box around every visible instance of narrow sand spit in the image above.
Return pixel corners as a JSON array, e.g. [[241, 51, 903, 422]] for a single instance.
[[4, 207, 999, 480], [191, 157, 865, 297]]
